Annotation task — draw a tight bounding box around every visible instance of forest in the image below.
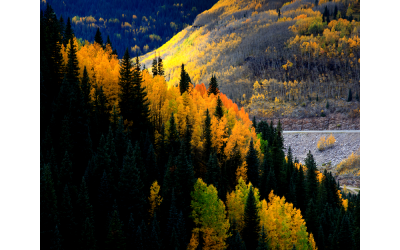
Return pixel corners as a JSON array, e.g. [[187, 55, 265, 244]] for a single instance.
[[39, 0, 219, 58], [40, 3, 359, 250]]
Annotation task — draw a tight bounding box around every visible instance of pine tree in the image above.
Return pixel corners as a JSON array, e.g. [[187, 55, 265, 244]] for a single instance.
[[118, 141, 146, 223], [118, 49, 134, 121], [296, 166, 306, 212], [207, 75, 219, 96], [203, 109, 212, 163], [326, 101, 329, 109], [242, 186, 261, 250], [214, 95, 224, 119], [347, 88, 353, 102], [157, 56, 164, 76], [246, 138, 260, 187], [41, 164, 59, 249], [105, 209, 126, 250], [168, 113, 180, 155], [152, 56, 158, 77], [81, 217, 96, 250], [317, 223, 325, 250], [149, 213, 161, 250], [76, 177, 94, 226], [305, 150, 318, 202], [305, 199, 318, 237], [81, 66, 92, 114], [94, 27, 104, 48], [59, 185, 76, 249], [63, 17, 74, 48], [135, 225, 145, 250], [51, 224, 63, 250], [175, 141, 195, 213], [169, 227, 180, 250], [132, 55, 151, 138], [65, 37, 80, 85], [59, 151, 73, 188], [333, 5, 338, 19], [179, 63, 189, 94], [146, 143, 158, 183], [252, 116, 257, 129], [205, 153, 220, 190], [256, 225, 269, 250], [337, 215, 354, 250]]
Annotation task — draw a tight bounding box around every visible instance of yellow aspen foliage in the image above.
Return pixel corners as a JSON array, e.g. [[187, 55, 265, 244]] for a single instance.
[[226, 178, 261, 233], [210, 116, 229, 155], [148, 181, 163, 218], [337, 189, 348, 211], [258, 191, 317, 250], [190, 179, 230, 250], [235, 162, 248, 184], [187, 231, 199, 250], [317, 134, 335, 151], [336, 151, 360, 176]]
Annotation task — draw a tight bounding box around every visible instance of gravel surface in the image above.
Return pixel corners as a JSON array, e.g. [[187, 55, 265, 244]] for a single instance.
[[282, 132, 360, 167]]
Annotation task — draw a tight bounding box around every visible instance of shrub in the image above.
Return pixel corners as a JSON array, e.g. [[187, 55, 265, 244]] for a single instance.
[[336, 152, 360, 176], [317, 133, 336, 151]]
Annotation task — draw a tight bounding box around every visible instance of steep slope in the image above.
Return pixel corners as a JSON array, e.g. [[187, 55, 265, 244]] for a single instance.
[[140, 0, 360, 119]]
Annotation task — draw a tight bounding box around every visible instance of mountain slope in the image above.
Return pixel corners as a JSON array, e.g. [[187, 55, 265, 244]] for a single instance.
[[140, 0, 360, 119]]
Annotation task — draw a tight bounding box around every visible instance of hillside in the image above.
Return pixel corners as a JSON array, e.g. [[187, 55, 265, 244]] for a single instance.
[[140, 0, 360, 120], [40, 0, 218, 58]]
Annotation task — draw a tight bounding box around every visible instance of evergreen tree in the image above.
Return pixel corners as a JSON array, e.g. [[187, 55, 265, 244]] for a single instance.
[[207, 75, 219, 96], [179, 63, 189, 94], [41, 164, 59, 250], [333, 5, 338, 19], [203, 109, 212, 163], [205, 153, 220, 190], [317, 223, 325, 250], [347, 88, 353, 102], [337, 215, 354, 250], [256, 226, 269, 250], [149, 213, 162, 250], [246, 138, 260, 187], [305, 150, 318, 202], [132, 55, 151, 139], [167, 113, 180, 155], [76, 177, 94, 227], [94, 27, 104, 48], [305, 199, 318, 236], [169, 227, 180, 250], [118, 141, 146, 223], [51, 224, 63, 250], [59, 151, 73, 188], [65, 37, 80, 85], [118, 49, 134, 121], [135, 225, 145, 250], [63, 17, 74, 48], [81, 66, 92, 114], [105, 209, 126, 250], [214, 95, 224, 119], [355, 92, 359, 102], [252, 116, 257, 129], [59, 185, 76, 249], [229, 230, 247, 250], [175, 141, 195, 213], [146, 143, 158, 183], [326, 100, 329, 109], [81, 217, 96, 250], [157, 56, 164, 76], [152, 56, 158, 77], [296, 166, 306, 212], [242, 186, 261, 250]]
